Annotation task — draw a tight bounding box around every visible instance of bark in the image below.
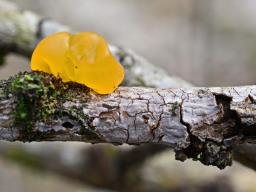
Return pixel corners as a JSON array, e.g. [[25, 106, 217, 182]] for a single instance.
[[0, 0, 255, 172], [1, 72, 256, 169], [0, 0, 193, 177]]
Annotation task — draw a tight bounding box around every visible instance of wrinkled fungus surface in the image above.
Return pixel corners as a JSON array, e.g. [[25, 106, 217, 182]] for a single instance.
[[31, 32, 124, 94]]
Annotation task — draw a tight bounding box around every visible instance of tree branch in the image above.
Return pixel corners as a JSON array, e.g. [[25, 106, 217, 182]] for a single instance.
[[0, 0, 256, 171], [1, 72, 256, 169]]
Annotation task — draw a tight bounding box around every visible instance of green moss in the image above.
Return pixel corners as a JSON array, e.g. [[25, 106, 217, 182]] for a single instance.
[[2, 71, 104, 142], [6, 71, 65, 140]]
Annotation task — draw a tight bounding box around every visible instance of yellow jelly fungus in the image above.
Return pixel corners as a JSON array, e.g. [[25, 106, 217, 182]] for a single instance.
[[31, 32, 125, 94]]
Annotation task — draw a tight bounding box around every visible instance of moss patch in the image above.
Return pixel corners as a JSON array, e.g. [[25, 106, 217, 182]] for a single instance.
[[6, 71, 66, 140], [1, 71, 105, 142]]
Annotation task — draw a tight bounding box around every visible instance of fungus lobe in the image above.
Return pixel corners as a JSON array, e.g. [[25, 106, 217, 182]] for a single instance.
[[31, 32, 124, 94]]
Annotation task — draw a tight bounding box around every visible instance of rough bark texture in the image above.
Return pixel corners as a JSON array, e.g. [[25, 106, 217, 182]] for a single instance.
[[0, 0, 256, 171], [0, 72, 256, 169], [0, 72, 190, 147]]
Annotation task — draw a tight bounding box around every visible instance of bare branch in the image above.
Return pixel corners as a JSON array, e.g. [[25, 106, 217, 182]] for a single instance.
[[0, 72, 256, 169], [0, 0, 256, 171]]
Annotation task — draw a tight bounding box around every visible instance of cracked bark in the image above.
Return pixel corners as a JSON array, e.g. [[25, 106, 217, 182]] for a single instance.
[[0, 0, 256, 171], [0, 72, 256, 169]]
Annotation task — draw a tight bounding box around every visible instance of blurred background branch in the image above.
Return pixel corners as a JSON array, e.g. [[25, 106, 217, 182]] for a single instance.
[[0, 0, 256, 191]]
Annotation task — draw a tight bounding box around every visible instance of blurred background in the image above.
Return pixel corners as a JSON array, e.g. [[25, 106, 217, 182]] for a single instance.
[[1, 0, 256, 191]]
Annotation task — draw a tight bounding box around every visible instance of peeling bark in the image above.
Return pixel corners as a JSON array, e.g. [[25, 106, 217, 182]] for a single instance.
[[0, 72, 256, 168]]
